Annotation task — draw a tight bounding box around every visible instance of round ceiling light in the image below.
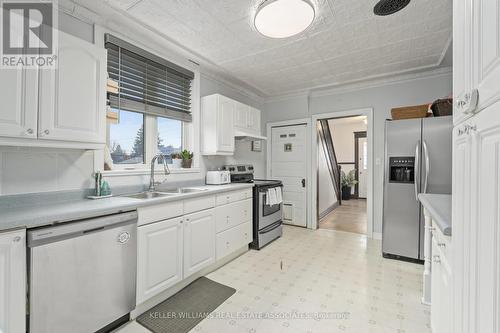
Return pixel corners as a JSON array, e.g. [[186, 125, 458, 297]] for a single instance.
[[254, 0, 315, 39]]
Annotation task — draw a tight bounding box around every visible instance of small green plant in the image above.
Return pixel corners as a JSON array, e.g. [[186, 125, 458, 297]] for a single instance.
[[341, 169, 358, 187], [180, 149, 193, 160]]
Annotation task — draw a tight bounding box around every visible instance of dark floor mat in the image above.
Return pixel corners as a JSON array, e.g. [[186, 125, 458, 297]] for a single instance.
[[137, 277, 236, 333]]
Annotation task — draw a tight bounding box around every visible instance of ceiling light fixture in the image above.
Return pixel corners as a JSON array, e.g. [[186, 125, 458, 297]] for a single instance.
[[254, 0, 315, 39]]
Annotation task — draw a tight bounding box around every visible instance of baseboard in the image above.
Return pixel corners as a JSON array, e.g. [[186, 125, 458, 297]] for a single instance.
[[372, 232, 382, 240], [318, 201, 339, 220]]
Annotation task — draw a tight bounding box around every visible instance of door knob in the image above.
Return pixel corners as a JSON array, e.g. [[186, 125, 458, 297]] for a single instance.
[[301, 179, 305, 187]]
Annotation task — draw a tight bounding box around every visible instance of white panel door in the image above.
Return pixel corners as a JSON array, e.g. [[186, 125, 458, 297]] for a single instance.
[[183, 209, 216, 278], [0, 69, 38, 138], [271, 124, 307, 227], [137, 217, 183, 305], [357, 137, 368, 198], [0, 229, 26, 333], [473, 0, 500, 111], [472, 102, 500, 333], [38, 31, 106, 143], [217, 96, 235, 153]]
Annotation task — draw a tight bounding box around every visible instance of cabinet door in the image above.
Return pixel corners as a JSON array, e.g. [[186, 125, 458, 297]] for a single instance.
[[453, 0, 473, 124], [0, 69, 38, 138], [452, 121, 476, 333], [38, 31, 106, 144], [0, 229, 26, 333], [183, 209, 215, 278], [472, 103, 500, 333], [473, 0, 500, 111], [247, 107, 261, 134], [234, 102, 248, 129], [137, 217, 183, 305], [217, 96, 234, 153]]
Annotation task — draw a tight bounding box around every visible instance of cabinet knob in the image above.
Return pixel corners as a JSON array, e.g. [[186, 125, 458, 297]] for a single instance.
[[40, 129, 50, 136], [25, 128, 33, 135], [180, 220, 183, 224], [13, 236, 21, 242]]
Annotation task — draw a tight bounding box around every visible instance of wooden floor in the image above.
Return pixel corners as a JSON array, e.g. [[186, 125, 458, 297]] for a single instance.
[[319, 199, 367, 234]]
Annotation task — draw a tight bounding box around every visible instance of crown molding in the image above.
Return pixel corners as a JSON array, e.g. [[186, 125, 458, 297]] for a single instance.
[[438, 34, 453, 66], [200, 71, 266, 105]]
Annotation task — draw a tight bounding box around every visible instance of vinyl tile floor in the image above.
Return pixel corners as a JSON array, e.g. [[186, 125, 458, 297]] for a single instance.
[[116, 226, 430, 333], [319, 199, 367, 235]]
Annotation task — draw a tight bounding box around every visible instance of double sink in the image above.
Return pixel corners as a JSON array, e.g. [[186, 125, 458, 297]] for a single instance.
[[125, 187, 208, 200]]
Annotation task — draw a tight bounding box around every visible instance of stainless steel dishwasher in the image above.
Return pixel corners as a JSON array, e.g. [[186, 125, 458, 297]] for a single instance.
[[28, 211, 138, 333]]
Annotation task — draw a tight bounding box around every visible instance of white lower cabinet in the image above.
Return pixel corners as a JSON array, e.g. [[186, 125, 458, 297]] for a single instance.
[[0, 229, 26, 333], [216, 222, 253, 260], [431, 228, 452, 333], [183, 209, 216, 278], [136, 217, 183, 305], [215, 198, 252, 233]]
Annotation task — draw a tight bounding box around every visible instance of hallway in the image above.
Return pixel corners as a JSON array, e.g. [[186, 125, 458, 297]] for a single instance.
[[319, 199, 367, 234]]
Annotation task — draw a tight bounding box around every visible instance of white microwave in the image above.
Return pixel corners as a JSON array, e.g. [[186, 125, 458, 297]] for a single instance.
[[206, 170, 231, 185]]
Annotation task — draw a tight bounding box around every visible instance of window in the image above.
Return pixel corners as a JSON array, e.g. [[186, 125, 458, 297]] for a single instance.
[[109, 110, 144, 164], [157, 117, 182, 156], [104, 34, 196, 170]]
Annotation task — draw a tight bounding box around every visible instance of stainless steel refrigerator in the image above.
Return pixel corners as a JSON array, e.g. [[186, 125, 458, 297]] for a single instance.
[[382, 116, 452, 261]]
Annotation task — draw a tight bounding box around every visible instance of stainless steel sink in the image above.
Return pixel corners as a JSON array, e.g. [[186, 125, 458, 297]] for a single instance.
[[160, 188, 209, 194], [124, 191, 176, 199]]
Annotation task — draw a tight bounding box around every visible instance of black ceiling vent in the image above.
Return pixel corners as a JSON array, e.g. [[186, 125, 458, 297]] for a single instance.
[[374, 0, 411, 16]]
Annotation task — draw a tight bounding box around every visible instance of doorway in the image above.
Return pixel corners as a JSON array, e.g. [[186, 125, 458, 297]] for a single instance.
[[316, 115, 369, 235]]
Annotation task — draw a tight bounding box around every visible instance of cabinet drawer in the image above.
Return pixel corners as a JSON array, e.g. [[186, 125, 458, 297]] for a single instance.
[[184, 195, 215, 215], [137, 201, 184, 226], [216, 222, 252, 260], [216, 188, 252, 206], [215, 199, 252, 233], [432, 224, 451, 263]]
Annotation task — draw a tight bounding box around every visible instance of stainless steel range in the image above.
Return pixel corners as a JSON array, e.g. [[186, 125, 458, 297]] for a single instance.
[[222, 165, 283, 249]]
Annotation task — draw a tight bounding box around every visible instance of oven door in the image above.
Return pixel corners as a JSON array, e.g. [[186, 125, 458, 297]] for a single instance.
[[258, 188, 283, 230]]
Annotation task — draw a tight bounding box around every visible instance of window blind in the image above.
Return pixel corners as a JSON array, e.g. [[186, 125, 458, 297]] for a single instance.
[[105, 34, 194, 122]]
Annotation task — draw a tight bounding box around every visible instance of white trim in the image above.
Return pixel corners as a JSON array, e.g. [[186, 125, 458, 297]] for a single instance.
[[266, 118, 312, 228], [372, 232, 382, 240], [311, 108, 375, 239]]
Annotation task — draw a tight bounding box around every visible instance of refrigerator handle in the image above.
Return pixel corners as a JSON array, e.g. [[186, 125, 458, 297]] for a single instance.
[[414, 141, 420, 201], [423, 140, 430, 194]]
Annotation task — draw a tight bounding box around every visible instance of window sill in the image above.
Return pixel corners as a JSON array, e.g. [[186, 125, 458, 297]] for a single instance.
[[102, 167, 201, 177]]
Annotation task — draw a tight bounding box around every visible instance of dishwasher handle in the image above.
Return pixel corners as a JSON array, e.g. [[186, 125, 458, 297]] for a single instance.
[[28, 210, 138, 247]]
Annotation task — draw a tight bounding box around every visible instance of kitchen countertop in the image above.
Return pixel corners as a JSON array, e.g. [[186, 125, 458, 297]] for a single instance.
[[418, 193, 452, 236], [0, 183, 254, 232]]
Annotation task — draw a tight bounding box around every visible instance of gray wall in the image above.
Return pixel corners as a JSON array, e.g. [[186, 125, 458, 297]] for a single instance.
[[263, 71, 453, 233]]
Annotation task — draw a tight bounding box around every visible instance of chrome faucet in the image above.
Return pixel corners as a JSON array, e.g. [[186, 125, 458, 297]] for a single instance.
[[149, 153, 170, 191]]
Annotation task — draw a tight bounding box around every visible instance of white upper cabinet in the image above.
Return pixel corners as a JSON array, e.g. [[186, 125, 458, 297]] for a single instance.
[[0, 30, 106, 148], [0, 229, 26, 333], [0, 69, 38, 139], [472, 0, 500, 111], [247, 107, 261, 134], [453, 0, 472, 124], [454, 0, 500, 124], [234, 102, 249, 129], [38, 31, 106, 144], [201, 94, 235, 155]]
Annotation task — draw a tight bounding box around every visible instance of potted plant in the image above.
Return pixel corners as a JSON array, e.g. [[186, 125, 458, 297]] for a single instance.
[[171, 153, 182, 168], [180, 149, 194, 168], [341, 170, 358, 200]]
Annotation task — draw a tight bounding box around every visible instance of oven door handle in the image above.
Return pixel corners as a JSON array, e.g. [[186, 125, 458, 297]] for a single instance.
[[259, 220, 282, 234]]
